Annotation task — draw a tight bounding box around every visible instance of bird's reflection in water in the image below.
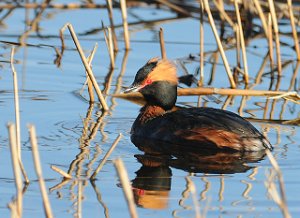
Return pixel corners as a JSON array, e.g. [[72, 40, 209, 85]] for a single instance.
[[132, 164, 172, 209], [131, 139, 267, 209]]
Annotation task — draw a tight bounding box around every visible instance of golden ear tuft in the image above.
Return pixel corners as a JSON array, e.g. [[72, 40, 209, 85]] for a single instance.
[[148, 59, 178, 84]]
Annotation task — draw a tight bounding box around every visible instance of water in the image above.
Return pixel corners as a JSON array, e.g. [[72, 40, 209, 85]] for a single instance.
[[0, 1, 300, 217]]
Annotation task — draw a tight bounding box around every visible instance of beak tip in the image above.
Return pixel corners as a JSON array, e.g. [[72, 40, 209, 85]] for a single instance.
[[123, 84, 140, 94]]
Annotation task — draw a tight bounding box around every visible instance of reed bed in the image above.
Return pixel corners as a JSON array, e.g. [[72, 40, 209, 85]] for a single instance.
[[1, 0, 300, 217]]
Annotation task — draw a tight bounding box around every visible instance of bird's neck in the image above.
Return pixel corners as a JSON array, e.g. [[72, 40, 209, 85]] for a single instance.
[[137, 104, 167, 124]]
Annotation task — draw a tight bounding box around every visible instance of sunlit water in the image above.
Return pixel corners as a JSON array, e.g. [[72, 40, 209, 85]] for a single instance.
[[0, 1, 300, 217]]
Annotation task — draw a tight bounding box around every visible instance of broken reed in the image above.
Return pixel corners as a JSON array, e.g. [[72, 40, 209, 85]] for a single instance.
[[10, 46, 29, 184], [102, 24, 115, 68], [8, 123, 23, 218], [120, 0, 130, 50], [159, 28, 167, 59], [62, 23, 108, 110], [28, 125, 53, 218], [10, 47, 21, 158]]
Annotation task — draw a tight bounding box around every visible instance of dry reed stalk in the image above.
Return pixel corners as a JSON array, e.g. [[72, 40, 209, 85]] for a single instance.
[[0, 3, 107, 9], [114, 87, 300, 98], [268, 14, 275, 71], [90, 133, 122, 180], [267, 91, 298, 99], [199, 0, 204, 86], [159, 28, 167, 59], [288, 61, 299, 90], [234, 0, 249, 84], [10, 47, 29, 184], [114, 158, 138, 218], [212, 0, 235, 28], [28, 125, 54, 218], [103, 26, 115, 68], [253, 0, 269, 37], [10, 47, 21, 159], [87, 44, 98, 102], [77, 180, 82, 218], [80, 44, 98, 102], [208, 52, 219, 85], [50, 165, 72, 179], [8, 202, 18, 218], [202, 0, 236, 88], [221, 95, 233, 110], [65, 23, 109, 110], [49, 179, 71, 192], [8, 123, 23, 217], [265, 149, 291, 218], [254, 52, 269, 85], [106, 0, 118, 52], [287, 0, 300, 60], [268, 0, 282, 75], [235, 24, 241, 69], [120, 0, 130, 50], [185, 176, 201, 218], [107, 28, 115, 68]]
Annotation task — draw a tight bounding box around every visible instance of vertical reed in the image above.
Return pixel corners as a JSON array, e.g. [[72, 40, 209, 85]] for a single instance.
[[8, 123, 23, 218], [103, 25, 115, 68], [10, 46, 21, 158], [268, 14, 275, 72], [199, 0, 204, 85], [159, 27, 167, 59], [235, 23, 241, 70], [120, 0, 130, 50], [268, 0, 282, 75], [28, 125, 54, 218], [234, 0, 249, 84], [86, 44, 98, 103], [287, 0, 300, 60], [65, 23, 109, 110], [202, 0, 236, 88], [106, 0, 118, 51], [253, 0, 268, 37], [114, 158, 138, 218], [10, 46, 29, 184]]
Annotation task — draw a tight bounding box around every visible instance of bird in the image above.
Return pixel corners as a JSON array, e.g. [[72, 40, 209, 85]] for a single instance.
[[124, 58, 272, 154]]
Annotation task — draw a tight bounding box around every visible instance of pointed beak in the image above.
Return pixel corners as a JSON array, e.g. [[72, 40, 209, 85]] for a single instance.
[[123, 83, 143, 94]]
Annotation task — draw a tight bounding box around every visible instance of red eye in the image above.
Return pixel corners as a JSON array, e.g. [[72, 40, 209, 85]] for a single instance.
[[145, 78, 152, 85]]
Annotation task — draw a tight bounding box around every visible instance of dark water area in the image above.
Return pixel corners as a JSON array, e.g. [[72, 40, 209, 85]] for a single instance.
[[0, 1, 299, 217]]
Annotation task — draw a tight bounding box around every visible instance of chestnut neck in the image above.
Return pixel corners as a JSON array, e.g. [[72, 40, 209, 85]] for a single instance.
[[137, 104, 167, 125]]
